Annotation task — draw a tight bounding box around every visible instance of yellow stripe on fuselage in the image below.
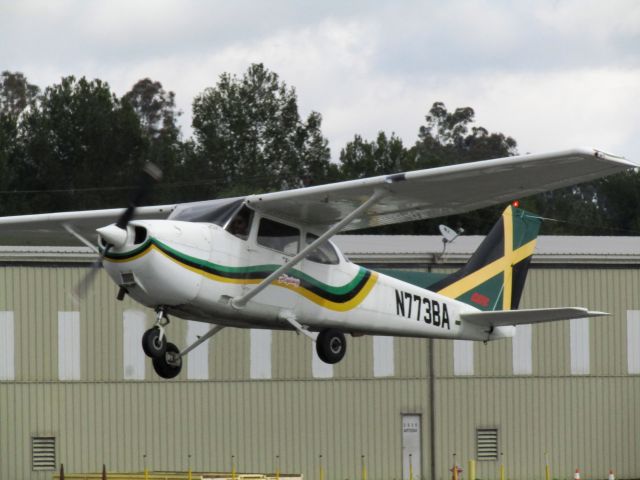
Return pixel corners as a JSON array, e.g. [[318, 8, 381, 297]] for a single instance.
[[278, 272, 379, 312], [104, 243, 377, 311]]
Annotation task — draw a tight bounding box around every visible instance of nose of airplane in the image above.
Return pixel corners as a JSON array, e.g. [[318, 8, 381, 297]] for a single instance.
[[99, 220, 210, 308]]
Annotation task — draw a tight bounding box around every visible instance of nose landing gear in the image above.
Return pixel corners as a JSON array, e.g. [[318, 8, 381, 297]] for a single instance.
[[141, 307, 170, 358], [141, 308, 226, 379], [141, 307, 183, 379]]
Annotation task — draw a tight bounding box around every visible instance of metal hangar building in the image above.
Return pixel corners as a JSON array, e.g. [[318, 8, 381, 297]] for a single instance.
[[0, 234, 638, 479]]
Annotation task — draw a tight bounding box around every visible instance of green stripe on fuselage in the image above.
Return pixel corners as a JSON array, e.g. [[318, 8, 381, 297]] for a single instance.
[[104, 237, 368, 297]]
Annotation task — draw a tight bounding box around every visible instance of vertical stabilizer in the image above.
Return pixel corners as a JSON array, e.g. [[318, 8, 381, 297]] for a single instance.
[[430, 206, 542, 311]]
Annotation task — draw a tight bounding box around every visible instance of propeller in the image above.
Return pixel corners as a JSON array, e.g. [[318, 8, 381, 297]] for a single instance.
[[73, 162, 162, 300]]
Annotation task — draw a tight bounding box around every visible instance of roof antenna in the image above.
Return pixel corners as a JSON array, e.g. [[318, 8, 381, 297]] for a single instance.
[[438, 224, 464, 261]]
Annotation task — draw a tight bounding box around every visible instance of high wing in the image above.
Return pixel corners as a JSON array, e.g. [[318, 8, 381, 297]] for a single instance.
[[0, 147, 634, 246], [461, 307, 608, 327], [0, 205, 176, 246], [246, 148, 636, 231]]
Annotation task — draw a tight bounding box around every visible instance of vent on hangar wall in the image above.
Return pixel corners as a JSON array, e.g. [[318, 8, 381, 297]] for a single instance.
[[32, 436, 56, 470], [476, 428, 498, 461]]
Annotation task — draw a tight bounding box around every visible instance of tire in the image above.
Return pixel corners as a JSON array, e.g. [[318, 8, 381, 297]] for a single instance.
[[152, 342, 182, 379], [316, 329, 347, 364], [142, 327, 166, 359]]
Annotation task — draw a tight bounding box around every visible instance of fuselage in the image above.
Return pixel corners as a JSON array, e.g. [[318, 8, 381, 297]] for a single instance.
[[102, 217, 514, 342]]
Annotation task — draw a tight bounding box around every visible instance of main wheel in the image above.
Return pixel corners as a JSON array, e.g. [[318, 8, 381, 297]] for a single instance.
[[152, 342, 182, 379], [142, 327, 166, 358], [316, 329, 347, 364]]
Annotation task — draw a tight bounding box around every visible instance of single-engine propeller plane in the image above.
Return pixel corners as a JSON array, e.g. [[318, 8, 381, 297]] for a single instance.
[[0, 148, 635, 378]]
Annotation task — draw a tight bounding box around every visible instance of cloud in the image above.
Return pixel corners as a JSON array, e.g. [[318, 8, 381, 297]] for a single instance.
[[2, 0, 639, 162]]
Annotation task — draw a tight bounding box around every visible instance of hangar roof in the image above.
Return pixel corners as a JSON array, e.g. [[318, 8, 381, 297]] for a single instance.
[[0, 235, 638, 265], [333, 235, 640, 265]]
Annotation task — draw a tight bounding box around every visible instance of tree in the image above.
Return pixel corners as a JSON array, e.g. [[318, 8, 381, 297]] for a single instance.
[[0, 71, 39, 120], [407, 101, 517, 170], [122, 78, 179, 140], [0, 72, 40, 214], [15, 76, 146, 213], [191, 63, 333, 197], [339, 132, 406, 179], [598, 172, 640, 234], [122, 78, 185, 203], [340, 102, 519, 234]]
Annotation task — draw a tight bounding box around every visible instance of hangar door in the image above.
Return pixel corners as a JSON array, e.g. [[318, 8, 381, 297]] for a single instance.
[[402, 414, 422, 480]]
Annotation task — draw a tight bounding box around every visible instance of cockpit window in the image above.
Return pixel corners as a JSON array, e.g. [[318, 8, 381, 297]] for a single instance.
[[257, 218, 299, 255], [305, 233, 340, 265], [226, 206, 253, 240]]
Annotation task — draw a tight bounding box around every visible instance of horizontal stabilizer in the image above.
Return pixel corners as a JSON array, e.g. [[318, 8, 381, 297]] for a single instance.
[[461, 307, 608, 327]]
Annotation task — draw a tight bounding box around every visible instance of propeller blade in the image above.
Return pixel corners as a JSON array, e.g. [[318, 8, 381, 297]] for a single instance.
[[72, 258, 103, 301], [74, 162, 162, 301], [116, 162, 162, 229]]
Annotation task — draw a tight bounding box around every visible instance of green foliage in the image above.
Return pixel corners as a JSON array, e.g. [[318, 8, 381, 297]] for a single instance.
[[191, 63, 333, 197], [340, 132, 406, 179], [409, 101, 517, 169], [0, 71, 40, 212], [0, 69, 637, 237], [341, 102, 518, 234], [13, 76, 146, 213], [122, 78, 184, 204], [0, 71, 39, 120]]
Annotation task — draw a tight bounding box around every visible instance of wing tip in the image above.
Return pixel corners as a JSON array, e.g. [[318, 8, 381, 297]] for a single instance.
[[577, 147, 637, 167]]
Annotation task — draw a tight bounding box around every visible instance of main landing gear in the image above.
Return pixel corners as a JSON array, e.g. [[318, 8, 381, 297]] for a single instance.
[[279, 311, 348, 365], [141, 307, 182, 379], [316, 328, 347, 364]]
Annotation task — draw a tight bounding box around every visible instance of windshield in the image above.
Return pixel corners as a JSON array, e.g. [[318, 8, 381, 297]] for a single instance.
[[168, 197, 246, 226]]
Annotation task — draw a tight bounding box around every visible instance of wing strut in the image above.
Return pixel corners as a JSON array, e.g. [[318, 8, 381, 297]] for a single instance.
[[231, 189, 387, 309]]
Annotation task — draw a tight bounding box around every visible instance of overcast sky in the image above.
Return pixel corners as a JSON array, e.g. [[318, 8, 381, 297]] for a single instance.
[[2, 0, 639, 162]]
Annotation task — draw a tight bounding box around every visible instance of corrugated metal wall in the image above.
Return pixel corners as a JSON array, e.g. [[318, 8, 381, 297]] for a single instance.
[[0, 264, 639, 479]]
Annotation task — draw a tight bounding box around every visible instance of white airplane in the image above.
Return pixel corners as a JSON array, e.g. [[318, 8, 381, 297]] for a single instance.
[[0, 148, 635, 378]]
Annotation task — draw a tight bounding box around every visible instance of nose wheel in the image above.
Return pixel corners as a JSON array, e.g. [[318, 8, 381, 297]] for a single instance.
[[141, 309, 227, 379], [142, 308, 171, 358], [141, 307, 183, 379], [142, 327, 166, 358]]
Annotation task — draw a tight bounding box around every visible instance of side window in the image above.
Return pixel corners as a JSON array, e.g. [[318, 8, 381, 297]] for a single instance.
[[257, 218, 300, 256], [226, 206, 253, 241], [305, 233, 340, 265]]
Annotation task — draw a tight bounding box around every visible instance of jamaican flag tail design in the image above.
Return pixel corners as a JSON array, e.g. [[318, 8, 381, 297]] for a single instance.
[[429, 205, 542, 311]]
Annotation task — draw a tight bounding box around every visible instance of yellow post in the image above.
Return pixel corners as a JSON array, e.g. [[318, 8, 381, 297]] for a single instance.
[[500, 463, 505, 480], [188, 453, 193, 480], [545, 452, 550, 480], [468, 459, 476, 480], [143, 453, 149, 480], [452, 453, 458, 480], [232, 455, 237, 480], [319, 454, 324, 480], [361, 454, 367, 480], [409, 453, 414, 480], [276, 455, 280, 480]]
